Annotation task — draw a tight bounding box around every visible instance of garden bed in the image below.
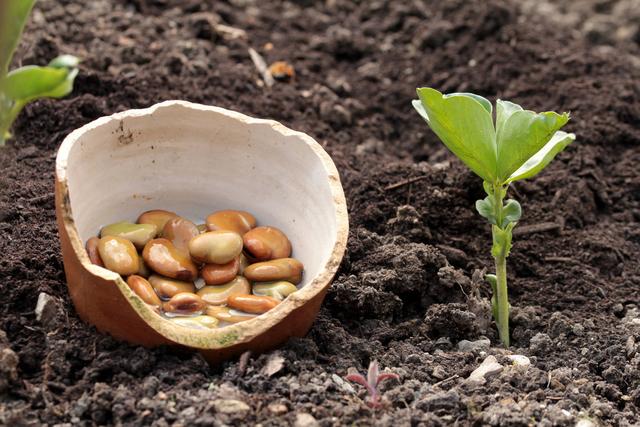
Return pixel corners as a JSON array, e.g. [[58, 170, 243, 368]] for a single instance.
[[1, 0, 639, 425]]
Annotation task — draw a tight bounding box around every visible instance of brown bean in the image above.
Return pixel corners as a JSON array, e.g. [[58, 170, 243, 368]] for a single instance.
[[252, 281, 298, 300], [227, 294, 280, 314], [243, 258, 303, 284], [98, 236, 139, 275], [86, 236, 104, 267], [137, 254, 152, 278], [206, 210, 256, 235], [171, 315, 219, 329], [206, 306, 256, 323], [142, 238, 198, 281], [148, 274, 195, 299], [196, 276, 251, 305], [188, 230, 243, 264], [126, 275, 161, 307], [243, 226, 291, 261], [162, 292, 206, 315], [137, 209, 178, 231], [162, 217, 199, 254], [201, 257, 240, 285], [100, 221, 158, 250]]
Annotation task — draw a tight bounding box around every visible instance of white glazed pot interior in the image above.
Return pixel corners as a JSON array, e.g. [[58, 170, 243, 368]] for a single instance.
[[56, 101, 347, 347]]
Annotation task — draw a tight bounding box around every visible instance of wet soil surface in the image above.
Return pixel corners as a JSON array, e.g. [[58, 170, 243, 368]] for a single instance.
[[1, 0, 640, 425]]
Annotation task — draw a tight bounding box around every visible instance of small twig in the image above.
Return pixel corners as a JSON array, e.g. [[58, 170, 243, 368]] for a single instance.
[[432, 374, 459, 387], [513, 222, 562, 236], [384, 175, 429, 191], [544, 256, 580, 264], [237, 350, 252, 376], [248, 48, 274, 87]]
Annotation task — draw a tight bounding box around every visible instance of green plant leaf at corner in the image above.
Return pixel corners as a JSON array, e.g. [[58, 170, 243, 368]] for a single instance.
[[415, 87, 497, 182], [412, 99, 429, 121], [496, 108, 570, 182], [505, 131, 576, 184], [0, 0, 37, 78], [4, 62, 78, 102]]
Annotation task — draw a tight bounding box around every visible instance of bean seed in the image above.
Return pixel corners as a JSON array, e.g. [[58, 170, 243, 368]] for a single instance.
[[126, 275, 161, 307], [137, 209, 178, 231], [148, 274, 195, 299], [100, 221, 158, 250], [239, 253, 251, 274], [206, 306, 256, 323], [143, 238, 198, 281], [243, 226, 291, 260], [253, 281, 298, 300], [201, 257, 240, 285], [98, 236, 140, 276], [162, 292, 206, 315], [188, 230, 243, 264], [227, 294, 280, 314], [85, 236, 104, 267], [196, 276, 250, 305], [206, 210, 256, 235], [162, 217, 199, 254], [137, 254, 152, 278], [171, 315, 219, 329], [243, 258, 303, 284]]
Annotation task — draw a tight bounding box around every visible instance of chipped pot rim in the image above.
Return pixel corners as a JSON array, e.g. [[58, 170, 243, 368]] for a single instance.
[[55, 100, 349, 350]]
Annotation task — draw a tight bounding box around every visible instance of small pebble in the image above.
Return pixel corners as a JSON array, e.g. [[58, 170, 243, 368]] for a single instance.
[[467, 355, 503, 384], [457, 339, 490, 352]]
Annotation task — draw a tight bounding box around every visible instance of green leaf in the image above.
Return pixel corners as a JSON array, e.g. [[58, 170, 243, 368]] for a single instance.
[[0, 0, 36, 78], [505, 131, 576, 184], [4, 65, 76, 101], [48, 54, 80, 69], [495, 100, 522, 137], [416, 87, 497, 182], [496, 109, 570, 182], [501, 199, 522, 228], [475, 196, 497, 226], [411, 99, 429, 121], [447, 92, 493, 114]]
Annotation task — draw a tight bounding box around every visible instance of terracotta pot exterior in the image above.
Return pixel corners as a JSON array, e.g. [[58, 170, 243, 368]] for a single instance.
[[55, 101, 348, 364]]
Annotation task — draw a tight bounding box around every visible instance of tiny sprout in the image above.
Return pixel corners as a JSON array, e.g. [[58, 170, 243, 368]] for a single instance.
[[345, 360, 399, 408], [413, 88, 575, 347]]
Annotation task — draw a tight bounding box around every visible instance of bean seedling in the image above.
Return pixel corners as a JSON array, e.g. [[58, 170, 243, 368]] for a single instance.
[[413, 88, 575, 346], [345, 360, 399, 408], [0, 0, 79, 145]]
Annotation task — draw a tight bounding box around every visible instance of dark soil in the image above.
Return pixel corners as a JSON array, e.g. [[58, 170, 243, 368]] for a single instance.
[[1, 0, 640, 425]]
